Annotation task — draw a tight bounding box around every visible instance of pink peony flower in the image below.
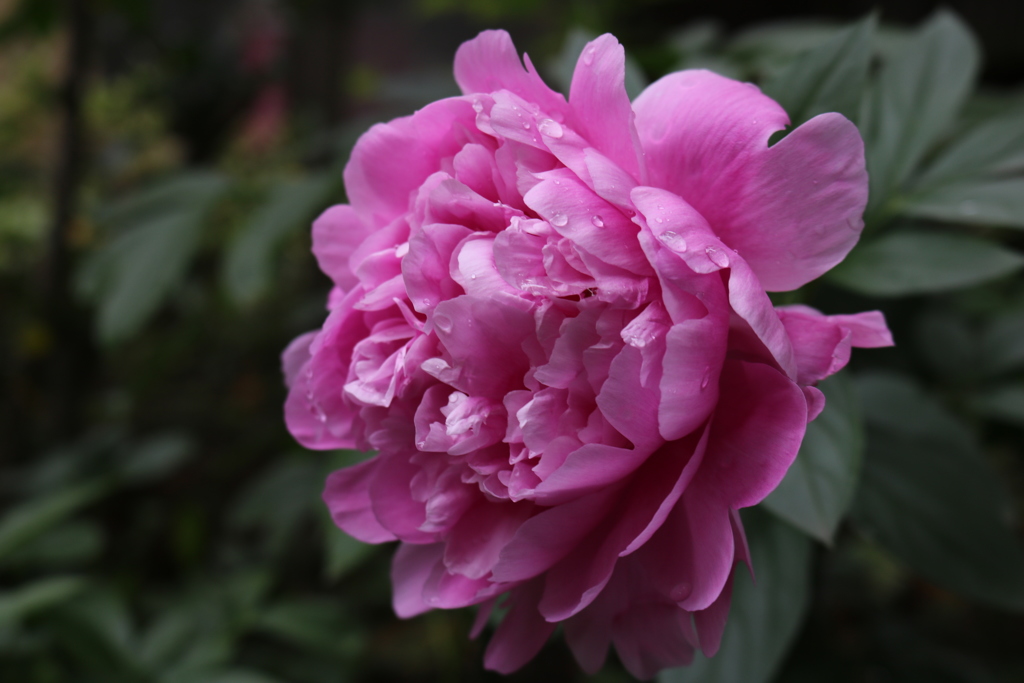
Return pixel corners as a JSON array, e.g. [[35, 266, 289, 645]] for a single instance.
[[283, 30, 892, 679]]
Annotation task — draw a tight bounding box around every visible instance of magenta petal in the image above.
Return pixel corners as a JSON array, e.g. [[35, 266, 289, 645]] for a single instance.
[[700, 359, 808, 509], [568, 34, 643, 182], [444, 499, 534, 580], [368, 451, 437, 544], [829, 310, 894, 348], [483, 579, 557, 674], [323, 458, 396, 543], [391, 543, 444, 618], [613, 603, 696, 679], [692, 571, 734, 657], [491, 486, 619, 583], [777, 306, 852, 385]]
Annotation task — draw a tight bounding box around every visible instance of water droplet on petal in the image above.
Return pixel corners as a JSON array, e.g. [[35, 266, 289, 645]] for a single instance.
[[700, 370, 711, 390], [659, 231, 687, 251], [591, 215, 604, 227], [583, 46, 597, 65], [538, 118, 564, 138], [705, 246, 729, 268], [523, 122, 531, 130], [472, 100, 484, 113], [550, 213, 568, 227], [655, 217, 663, 223], [670, 581, 692, 602], [435, 314, 454, 334]]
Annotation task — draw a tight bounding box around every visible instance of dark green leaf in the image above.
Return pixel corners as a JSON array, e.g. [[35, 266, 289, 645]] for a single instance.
[[914, 106, 1024, 189], [761, 14, 875, 126], [915, 310, 979, 383], [0, 520, 104, 569], [254, 598, 361, 660], [903, 178, 1024, 229], [864, 11, 980, 212], [323, 514, 375, 581], [660, 510, 813, 683], [763, 373, 863, 543], [0, 577, 89, 626], [118, 432, 195, 485], [851, 373, 1024, 610], [827, 230, 1024, 297], [968, 385, 1024, 428], [222, 175, 335, 307], [0, 480, 110, 560], [980, 310, 1024, 375], [77, 172, 228, 343]]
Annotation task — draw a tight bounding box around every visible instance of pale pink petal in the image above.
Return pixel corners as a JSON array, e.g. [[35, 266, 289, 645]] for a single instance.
[[829, 310, 894, 348]]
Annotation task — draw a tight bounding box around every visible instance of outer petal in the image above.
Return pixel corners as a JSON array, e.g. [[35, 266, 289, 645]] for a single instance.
[[453, 30, 567, 117], [483, 579, 557, 674], [323, 458, 396, 543], [634, 70, 867, 290], [567, 34, 643, 182], [344, 98, 479, 224], [312, 205, 371, 291]]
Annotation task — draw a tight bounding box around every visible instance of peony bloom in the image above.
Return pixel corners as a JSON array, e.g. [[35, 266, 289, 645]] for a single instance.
[[283, 30, 892, 679]]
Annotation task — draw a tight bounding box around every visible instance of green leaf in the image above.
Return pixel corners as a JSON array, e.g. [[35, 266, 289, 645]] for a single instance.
[[903, 178, 1024, 229], [254, 598, 361, 660], [761, 14, 875, 126], [913, 105, 1024, 189], [915, 309, 979, 383], [660, 510, 813, 683], [980, 310, 1024, 375], [827, 230, 1024, 297], [0, 576, 88, 626], [162, 670, 282, 683], [323, 513, 375, 581], [222, 174, 335, 307], [0, 520, 104, 569], [0, 480, 110, 560], [968, 384, 1024, 428], [850, 373, 1024, 610], [76, 172, 228, 343], [762, 373, 863, 544], [864, 11, 980, 212], [118, 432, 195, 485]]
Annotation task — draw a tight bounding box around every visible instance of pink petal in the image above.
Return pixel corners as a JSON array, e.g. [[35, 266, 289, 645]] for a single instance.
[[483, 579, 557, 674], [829, 310, 894, 348], [453, 30, 568, 117], [344, 98, 479, 224], [391, 542, 444, 618], [312, 205, 370, 291], [776, 306, 852, 385], [692, 572, 734, 657], [323, 458, 396, 543], [567, 34, 643, 182], [699, 359, 807, 510], [443, 498, 534, 580], [633, 70, 867, 291]]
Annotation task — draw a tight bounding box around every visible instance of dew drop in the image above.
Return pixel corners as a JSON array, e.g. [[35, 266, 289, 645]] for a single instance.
[[538, 118, 564, 139], [670, 581, 692, 602], [550, 213, 569, 227], [700, 369, 711, 390], [435, 314, 454, 333], [583, 46, 597, 65], [472, 100, 484, 113], [659, 230, 687, 251], [655, 217, 663, 223], [523, 122, 531, 130], [705, 246, 729, 268], [591, 215, 604, 227]]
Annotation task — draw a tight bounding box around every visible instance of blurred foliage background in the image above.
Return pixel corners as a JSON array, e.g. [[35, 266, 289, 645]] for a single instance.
[[2, 0, 1024, 682]]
